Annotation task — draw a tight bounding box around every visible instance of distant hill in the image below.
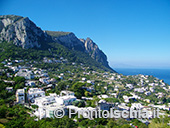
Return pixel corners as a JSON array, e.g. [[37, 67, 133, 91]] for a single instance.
[[0, 15, 115, 72]]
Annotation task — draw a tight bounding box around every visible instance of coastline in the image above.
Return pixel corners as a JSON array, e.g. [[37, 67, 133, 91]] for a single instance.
[[114, 68, 170, 85]]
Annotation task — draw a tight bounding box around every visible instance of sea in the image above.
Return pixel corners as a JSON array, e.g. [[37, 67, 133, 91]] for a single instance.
[[114, 68, 170, 85]]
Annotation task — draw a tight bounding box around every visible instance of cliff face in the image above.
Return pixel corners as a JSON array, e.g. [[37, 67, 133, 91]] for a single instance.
[[0, 15, 47, 49], [0, 15, 112, 70], [80, 38, 109, 68], [46, 31, 85, 52], [46, 32, 110, 68]]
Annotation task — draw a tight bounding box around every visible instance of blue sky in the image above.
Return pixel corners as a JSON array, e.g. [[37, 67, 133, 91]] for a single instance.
[[1, 0, 170, 68]]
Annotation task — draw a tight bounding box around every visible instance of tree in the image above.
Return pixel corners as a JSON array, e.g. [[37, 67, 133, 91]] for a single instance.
[[13, 76, 25, 83], [55, 81, 67, 94], [84, 91, 90, 97], [24, 117, 39, 128], [120, 124, 131, 128], [72, 100, 85, 107], [0, 124, 5, 128], [71, 82, 85, 99], [107, 119, 117, 128], [0, 105, 7, 118], [96, 125, 105, 128], [105, 98, 119, 103]]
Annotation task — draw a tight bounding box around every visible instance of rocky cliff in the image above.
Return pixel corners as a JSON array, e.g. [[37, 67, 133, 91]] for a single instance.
[[46, 31, 110, 68], [45, 31, 85, 51], [0, 15, 112, 70], [0, 15, 48, 48], [80, 38, 109, 68]]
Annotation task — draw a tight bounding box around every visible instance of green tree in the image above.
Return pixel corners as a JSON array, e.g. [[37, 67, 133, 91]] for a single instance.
[[0, 105, 7, 118], [107, 119, 117, 128], [71, 82, 85, 99]]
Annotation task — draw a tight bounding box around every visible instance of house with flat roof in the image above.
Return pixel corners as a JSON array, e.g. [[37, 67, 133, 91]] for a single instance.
[[6, 87, 13, 93], [27, 88, 45, 103], [15, 69, 34, 79], [55, 95, 76, 106], [16, 89, 25, 104], [60, 90, 75, 96]]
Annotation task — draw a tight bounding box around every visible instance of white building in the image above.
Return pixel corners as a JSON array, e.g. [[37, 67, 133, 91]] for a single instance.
[[25, 81, 36, 87], [39, 78, 50, 84], [109, 76, 115, 80], [143, 99, 150, 103], [34, 96, 56, 107], [110, 93, 118, 98], [131, 103, 143, 110], [123, 95, 136, 103], [10, 66, 19, 72], [6, 87, 13, 92], [16, 89, 25, 104], [118, 103, 130, 110], [126, 84, 134, 90], [134, 88, 144, 93], [87, 80, 94, 85], [58, 76, 63, 80], [149, 87, 155, 92], [34, 103, 66, 119], [27, 88, 45, 103], [145, 91, 151, 96], [55, 95, 76, 106], [149, 83, 155, 86], [33, 93, 76, 119], [60, 90, 75, 96], [15, 69, 34, 79], [82, 78, 86, 81], [98, 94, 109, 99]]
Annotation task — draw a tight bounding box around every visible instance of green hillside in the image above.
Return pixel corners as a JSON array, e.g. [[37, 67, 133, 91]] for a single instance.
[[0, 41, 114, 72]]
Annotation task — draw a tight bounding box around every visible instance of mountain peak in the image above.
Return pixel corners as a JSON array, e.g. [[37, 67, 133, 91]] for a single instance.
[[80, 37, 110, 68], [45, 30, 72, 38], [0, 15, 46, 48], [0, 15, 114, 71], [0, 15, 23, 19], [86, 37, 92, 41]]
